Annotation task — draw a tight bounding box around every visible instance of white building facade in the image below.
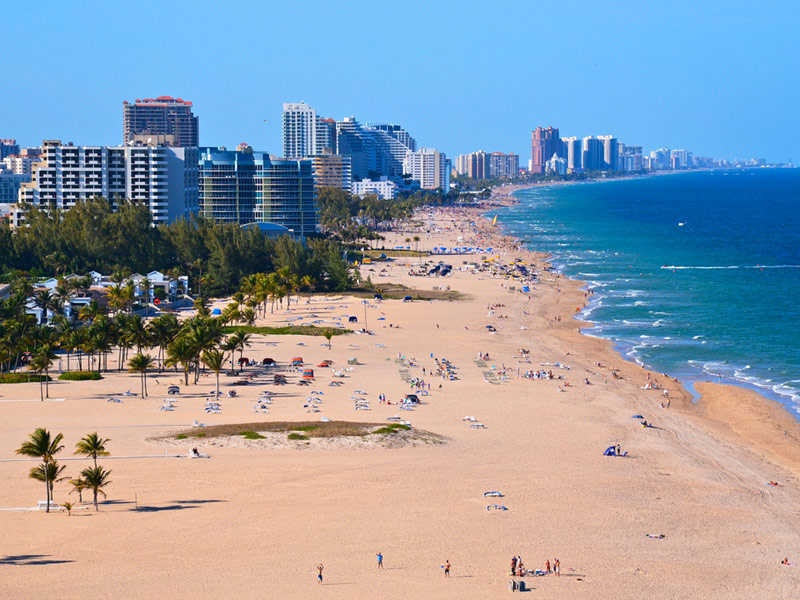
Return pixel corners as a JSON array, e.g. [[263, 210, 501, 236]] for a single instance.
[[403, 148, 449, 191], [15, 140, 198, 227], [351, 177, 398, 199]]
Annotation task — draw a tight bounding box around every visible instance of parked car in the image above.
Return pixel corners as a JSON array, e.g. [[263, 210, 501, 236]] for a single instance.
[[167, 385, 180, 395]]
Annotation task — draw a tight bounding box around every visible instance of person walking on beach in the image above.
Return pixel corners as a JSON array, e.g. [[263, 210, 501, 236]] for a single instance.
[[377, 552, 384, 569], [510, 556, 517, 575], [444, 559, 451, 577], [317, 563, 324, 584], [546, 559, 551, 574], [554, 558, 560, 577]]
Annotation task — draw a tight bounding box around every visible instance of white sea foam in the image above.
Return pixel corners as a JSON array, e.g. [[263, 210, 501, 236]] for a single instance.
[[661, 264, 800, 270]]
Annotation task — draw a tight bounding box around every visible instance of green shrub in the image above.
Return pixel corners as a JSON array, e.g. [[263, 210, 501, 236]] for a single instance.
[[0, 373, 50, 383], [373, 423, 410, 435], [175, 434, 187, 440], [287, 433, 309, 441], [239, 430, 265, 440], [58, 371, 102, 381], [195, 432, 206, 438], [292, 425, 320, 432]]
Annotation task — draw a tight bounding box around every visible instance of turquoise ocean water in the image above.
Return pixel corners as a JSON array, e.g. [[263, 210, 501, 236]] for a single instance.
[[497, 169, 800, 416]]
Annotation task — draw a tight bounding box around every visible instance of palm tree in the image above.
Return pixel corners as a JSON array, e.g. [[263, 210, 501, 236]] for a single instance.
[[78, 299, 103, 324], [413, 235, 421, 252], [16, 428, 64, 512], [241, 307, 256, 327], [29, 346, 57, 401], [147, 314, 179, 372], [128, 353, 154, 398], [69, 478, 87, 503], [80, 465, 112, 511], [202, 349, 226, 399], [75, 432, 110, 469], [165, 337, 194, 386], [323, 329, 334, 350], [183, 317, 223, 383], [229, 331, 252, 372], [30, 460, 68, 502], [33, 290, 59, 323], [125, 315, 150, 354], [61, 500, 74, 516]]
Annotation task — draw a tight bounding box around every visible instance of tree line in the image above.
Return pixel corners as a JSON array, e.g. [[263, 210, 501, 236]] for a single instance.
[[0, 197, 353, 297]]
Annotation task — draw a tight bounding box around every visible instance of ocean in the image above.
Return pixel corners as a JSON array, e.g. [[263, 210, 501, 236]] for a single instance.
[[497, 169, 800, 417]]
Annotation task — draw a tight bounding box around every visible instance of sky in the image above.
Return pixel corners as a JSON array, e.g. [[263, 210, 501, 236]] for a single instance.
[[2, 0, 798, 163]]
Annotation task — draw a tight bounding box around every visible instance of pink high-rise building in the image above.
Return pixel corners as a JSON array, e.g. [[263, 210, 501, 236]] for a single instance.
[[530, 127, 561, 174]]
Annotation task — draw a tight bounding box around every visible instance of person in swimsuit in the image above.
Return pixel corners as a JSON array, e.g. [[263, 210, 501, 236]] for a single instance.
[[554, 558, 560, 577], [377, 552, 383, 569], [317, 563, 324, 584], [444, 560, 450, 577]]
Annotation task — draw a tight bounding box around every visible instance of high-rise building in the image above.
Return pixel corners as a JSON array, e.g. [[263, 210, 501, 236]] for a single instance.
[[562, 137, 582, 172], [2, 155, 35, 177], [582, 136, 603, 171], [368, 124, 417, 153], [0, 172, 27, 205], [649, 148, 671, 170], [598, 135, 619, 171], [530, 127, 561, 174], [316, 118, 337, 154], [490, 153, 519, 178], [0, 139, 20, 160], [123, 97, 199, 147], [403, 148, 449, 191], [198, 146, 317, 235], [622, 145, 643, 172], [311, 152, 352, 192], [670, 149, 691, 169], [455, 151, 492, 179], [366, 124, 416, 176], [16, 140, 198, 227], [282, 102, 318, 159]]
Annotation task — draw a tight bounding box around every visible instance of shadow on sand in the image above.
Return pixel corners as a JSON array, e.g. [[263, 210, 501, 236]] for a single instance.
[[0, 554, 75, 566]]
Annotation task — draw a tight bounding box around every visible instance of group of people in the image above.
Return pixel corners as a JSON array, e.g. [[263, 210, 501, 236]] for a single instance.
[[509, 556, 560, 577]]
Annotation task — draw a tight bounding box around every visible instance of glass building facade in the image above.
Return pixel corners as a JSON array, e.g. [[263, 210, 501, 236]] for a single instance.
[[198, 147, 317, 236]]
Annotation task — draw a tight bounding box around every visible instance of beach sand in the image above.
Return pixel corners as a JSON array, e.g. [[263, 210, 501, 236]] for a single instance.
[[1, 205, 798, 599]]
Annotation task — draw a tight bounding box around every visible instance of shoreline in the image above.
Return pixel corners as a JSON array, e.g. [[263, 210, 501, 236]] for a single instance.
[[500, 178, 800, 420], [478, 186, 800, 474]]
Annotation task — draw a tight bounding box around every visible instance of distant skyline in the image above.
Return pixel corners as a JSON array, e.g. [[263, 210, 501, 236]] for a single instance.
[[1, 1, 797, 163]]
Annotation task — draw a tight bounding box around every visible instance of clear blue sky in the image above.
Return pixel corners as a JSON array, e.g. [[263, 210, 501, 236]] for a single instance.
[[2, 1, 797, 162]]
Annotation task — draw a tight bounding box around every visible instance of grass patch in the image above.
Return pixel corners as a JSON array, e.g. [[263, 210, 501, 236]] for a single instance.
[[0, 373, 51, 383], [195, 432, 206, 438], [58, 371, 102, 381], [363, 249, 429, 258], [175, 434, 187, 440], [348, 283, 465, 302], [292, 425, 321, 432], [372, 424, 411, 434], [223, 325, 349, 337], [239, 430, 265, 440], [287, 433, 309, 441]]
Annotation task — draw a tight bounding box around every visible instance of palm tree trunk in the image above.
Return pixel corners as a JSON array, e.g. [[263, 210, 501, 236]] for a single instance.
[[215, 372, 220, 398], [140, 371, 145, 398], [93, 489, 98, 511], [44, 461, 50, 512], [39, 377, 44, 401], [143, 369, 148, 397], [44, 368, 49, 398]]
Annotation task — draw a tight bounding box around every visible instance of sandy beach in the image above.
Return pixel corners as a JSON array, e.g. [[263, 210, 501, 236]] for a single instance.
[[1, 203, 798, 599]]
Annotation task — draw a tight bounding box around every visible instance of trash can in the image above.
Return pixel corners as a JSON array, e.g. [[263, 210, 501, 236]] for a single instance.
[[518, 580, 526, 591]]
